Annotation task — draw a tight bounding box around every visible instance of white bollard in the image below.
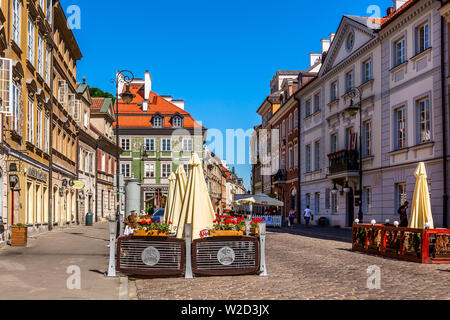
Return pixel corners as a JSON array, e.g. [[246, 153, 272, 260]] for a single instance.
[[258, 221, 268, 277], [184, 224, 193, 279], [107, 220, 117, 277], [245, 219, 251, 236], [119, 214, 124, 237]]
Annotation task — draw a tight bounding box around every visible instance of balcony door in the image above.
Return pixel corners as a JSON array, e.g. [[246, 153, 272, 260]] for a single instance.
[[346, 188, 355, 227]]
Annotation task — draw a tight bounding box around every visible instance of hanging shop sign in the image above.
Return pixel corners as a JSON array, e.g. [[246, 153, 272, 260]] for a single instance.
[[72, 181, 86, 190]]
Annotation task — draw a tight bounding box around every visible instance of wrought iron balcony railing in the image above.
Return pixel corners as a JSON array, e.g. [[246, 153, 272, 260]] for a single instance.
[[327, 150, 359, 175]]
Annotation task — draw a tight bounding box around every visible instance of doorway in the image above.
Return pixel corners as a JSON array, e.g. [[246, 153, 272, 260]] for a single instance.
[[346, 188, 355, 227]]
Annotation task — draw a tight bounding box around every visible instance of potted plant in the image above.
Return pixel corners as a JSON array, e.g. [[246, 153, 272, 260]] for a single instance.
[[133, 220, 171, 237], [250, 218, 264, 235], [210, 214, 244, 237], [11, 224, 28, 247]]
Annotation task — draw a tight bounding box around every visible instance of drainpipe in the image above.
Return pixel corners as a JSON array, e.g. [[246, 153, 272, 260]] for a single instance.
[[441, 14, 449, 228], [294, 94, 302, 225], [48, 0, 55, 231]]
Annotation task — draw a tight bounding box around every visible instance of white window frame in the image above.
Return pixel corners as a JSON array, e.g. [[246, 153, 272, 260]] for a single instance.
[[145, 138, 155, 151], [27, 18, 35, 65], [27, 98, 34, 144], [37, 33, 44, 76], [121, 138, 130, 151], [12, 0, 21, 46], [161, 139, 171, 152], [144, 163, 155, 178], [417, 97, 431, 144], [161, 163, 171, 178], [182, 138, 193, 152], [121, 163, 131, 178], [36, 107, 42, 149]]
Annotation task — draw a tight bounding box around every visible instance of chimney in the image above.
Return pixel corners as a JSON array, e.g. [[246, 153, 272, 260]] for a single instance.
[[329, 33, 336, 43], [309, 53, 322, 67], [143, 70, 152, 112], [172, 100, 185, 110], [387, 7, 394, 15], [393, 0, 407, 11], [321, 39, 331, 53], [161, 96, 173, 102]]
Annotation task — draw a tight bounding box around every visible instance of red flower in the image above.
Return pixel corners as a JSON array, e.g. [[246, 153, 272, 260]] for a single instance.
[[169, 221, 173, 225]]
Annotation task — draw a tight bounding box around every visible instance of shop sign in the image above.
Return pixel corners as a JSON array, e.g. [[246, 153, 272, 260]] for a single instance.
[[72, 181, 86, 190], [217, 247, 235, 266], [141, 247, 160, 266], [27, 167, 47, 182]]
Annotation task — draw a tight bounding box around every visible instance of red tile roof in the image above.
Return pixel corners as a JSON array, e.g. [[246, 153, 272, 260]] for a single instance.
[[379, 0, 417, 27], [115, 84, 202, 129], [90, 97, 104, 110]]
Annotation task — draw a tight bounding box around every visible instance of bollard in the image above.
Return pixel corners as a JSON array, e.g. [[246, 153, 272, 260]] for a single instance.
[[245, 219, 251, 236], [258, 221, 268, 277], [107, 220, 117, 277], [184, 224, 193, 279]]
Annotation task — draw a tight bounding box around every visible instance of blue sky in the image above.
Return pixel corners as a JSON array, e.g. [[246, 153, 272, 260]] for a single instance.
[[64, 0, 393, 190]]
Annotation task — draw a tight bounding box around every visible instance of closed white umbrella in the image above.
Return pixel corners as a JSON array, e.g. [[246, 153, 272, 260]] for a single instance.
[[167, 166, 187, 234], [163, 172, 176, 223], [234, 193, 284, 207], [176, 153, 215, 241]]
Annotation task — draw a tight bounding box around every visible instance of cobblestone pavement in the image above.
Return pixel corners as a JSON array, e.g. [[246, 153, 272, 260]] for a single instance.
[[133, 226, 450, 300]]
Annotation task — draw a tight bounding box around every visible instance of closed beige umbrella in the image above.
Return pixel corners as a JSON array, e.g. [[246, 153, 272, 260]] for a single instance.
[[409, 162, 434, 229], [167, 165, 187, 234], [163, 172, 176, 223], [176, 153, 215, 240]]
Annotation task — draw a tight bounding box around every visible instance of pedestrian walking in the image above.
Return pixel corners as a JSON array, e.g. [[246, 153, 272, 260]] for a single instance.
[[288, 208, 295, 229], [398, 201, 409, 227], [304, 206, 312, 228]]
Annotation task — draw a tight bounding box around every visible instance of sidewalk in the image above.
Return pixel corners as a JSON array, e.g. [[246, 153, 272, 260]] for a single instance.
[[270, 224, 352, 243], [0, 222, 121, 300]]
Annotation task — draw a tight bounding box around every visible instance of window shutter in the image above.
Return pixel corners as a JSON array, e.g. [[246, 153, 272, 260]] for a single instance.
[[73, 99, 81, 121]]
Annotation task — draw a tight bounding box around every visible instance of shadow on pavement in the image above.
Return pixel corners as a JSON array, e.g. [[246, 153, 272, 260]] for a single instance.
[[270, 225, 352, 244]]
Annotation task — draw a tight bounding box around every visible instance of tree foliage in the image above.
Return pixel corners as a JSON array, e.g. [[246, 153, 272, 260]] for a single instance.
[[89, 87, 115, 101]]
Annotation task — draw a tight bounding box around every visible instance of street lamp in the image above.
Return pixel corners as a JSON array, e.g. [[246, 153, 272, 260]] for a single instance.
[[115, 70, 135, 237], [344, 87, 364, 223]]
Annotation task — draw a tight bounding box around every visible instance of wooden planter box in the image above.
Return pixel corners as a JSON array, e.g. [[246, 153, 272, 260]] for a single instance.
[[133, 230, 169, 237], [11, 226, 27, 247], [250, 227, 259, 236], [352, 224, 450, 264], [210, 230, 244, 237]]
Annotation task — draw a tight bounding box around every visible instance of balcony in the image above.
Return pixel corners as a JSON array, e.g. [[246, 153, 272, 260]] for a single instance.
[[328, 150, 359, 176], [272, 169, 287, 184]]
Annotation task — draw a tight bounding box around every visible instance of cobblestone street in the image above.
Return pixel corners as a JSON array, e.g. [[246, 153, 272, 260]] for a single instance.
[[133, 226, 450, 300]]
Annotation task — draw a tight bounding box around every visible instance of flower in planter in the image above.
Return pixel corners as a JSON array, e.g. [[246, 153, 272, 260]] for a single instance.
[[250, 218, 264, 229]]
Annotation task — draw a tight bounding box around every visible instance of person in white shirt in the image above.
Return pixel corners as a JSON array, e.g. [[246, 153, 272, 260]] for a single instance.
[[304, 206, 312, 228]]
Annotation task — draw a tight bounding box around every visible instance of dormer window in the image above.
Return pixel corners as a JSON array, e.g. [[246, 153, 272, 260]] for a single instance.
[[173, 116, 182, 128], [152, 116, 163, 128]]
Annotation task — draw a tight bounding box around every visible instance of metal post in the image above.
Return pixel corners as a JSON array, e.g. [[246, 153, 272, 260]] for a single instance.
[[358, 94, 363, 223], [107, 220, 117, 277], [115, 77, 121, 238], [258, 221, 268, 277], [119, 213, 124, 237], [184, 224, 193, 279]]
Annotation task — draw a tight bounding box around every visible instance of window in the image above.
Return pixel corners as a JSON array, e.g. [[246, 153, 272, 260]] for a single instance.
[[362, 59, 372, 83], [330, 81, 338, 102], [39, 0, 44, 11], [121, 138, 130, 151], [83, 110, 89, 128], [305, 144, 311, 173], [288, 114, 293, 132], [417, 97, 431, 143], [395, 38, 406, 66], [58, 80, 68, 105], [27, 99, 34, 143], [101, 153, 106, 172], [46, 0, 52, 22], [315, 193, 320, 214], [395, 183, 407, 211], [395, 107, 406, 149], [363, 187, 372, 214], [289, 147, 293, 169], [12, 83, 22, 134], [305, 100, 312, 117], [416, 23, 430, 54], [45, 49, 51, 84], [44, 113, 49, 153], [144, 163, 155, 178], [313, 93, 320, 113], [37, 34, 44, 75], [36, 108, 42, 149], [145, 138, 155, 151], [294, 109, 298, 128], [28, 18, 35, 64], [161, 139, 171, 151], [182, 139, 193, 152], [281, 120, 286, 137], [161, 163, 171, 178], [153, 116, 163, 128], [346, 32, 354, 51], [281, 153, 286, 170], [12, 0, 21, 46], [345, 70, 354, 93], [314, 140, 320, 171], [173, 117, 182, 127], [330, 134, 338, 153], [294, 144, 298, 167], [121, 163, 131, 178], [363, 120, 372, 157], [305, 194, 311, 208], [331, 192, 338, 214], [346, 127, 354, 150]]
